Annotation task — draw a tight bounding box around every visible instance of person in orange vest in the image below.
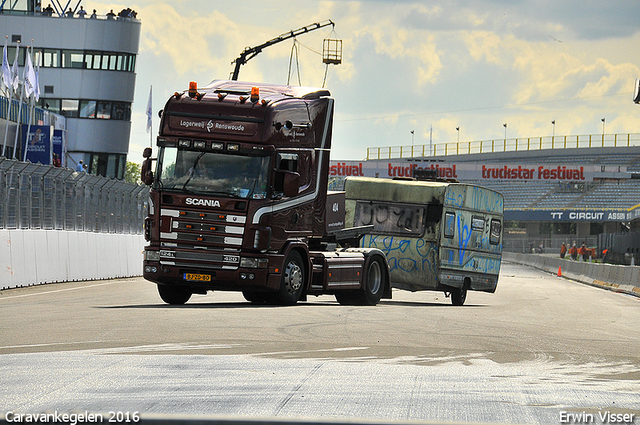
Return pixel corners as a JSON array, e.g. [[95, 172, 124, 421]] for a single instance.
[[570, 242, 578, 260], [560, 242, 567, 259], [580, 242, 588, 261]]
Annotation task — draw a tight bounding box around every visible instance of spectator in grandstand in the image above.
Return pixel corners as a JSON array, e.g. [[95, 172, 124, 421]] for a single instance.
[[76, 160, 84, 172], [106, 9, 116, 19], [538, 242, 544, 254], [560, 242, 567, 259], [570, 242, 578, 260], [77, 6, 87, 18], [90, 9, 97, 18]]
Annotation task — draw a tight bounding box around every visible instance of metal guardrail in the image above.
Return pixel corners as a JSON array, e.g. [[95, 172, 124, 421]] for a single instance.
[[366, 133, 640, 159], [0, 157, 148, 233], [0, 96, 45, 125]]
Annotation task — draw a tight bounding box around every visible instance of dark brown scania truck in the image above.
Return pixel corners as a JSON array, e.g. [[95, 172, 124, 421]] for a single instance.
[[141, 80, 390, 306]]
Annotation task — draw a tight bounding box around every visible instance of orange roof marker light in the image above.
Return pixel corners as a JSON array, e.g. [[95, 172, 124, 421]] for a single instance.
[[251, 86, 260, 103], [188, 81, 198, 98]]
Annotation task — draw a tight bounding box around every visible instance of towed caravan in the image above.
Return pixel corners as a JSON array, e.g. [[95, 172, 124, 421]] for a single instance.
[[344, 176, 504, 305]]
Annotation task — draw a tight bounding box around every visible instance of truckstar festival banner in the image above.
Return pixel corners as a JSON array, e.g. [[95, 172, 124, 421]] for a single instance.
[[327, 161, 624, 182]]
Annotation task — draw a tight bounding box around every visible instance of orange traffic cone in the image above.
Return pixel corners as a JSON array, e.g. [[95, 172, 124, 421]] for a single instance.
[[557, 266, 562, 277]]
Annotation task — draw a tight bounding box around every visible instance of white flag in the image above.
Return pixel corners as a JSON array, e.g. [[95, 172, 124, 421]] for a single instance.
[[24, 48, 36, 98], [2, 39, 12, 94], [10, 44, 19, 93], [146, 85, 152, 133]]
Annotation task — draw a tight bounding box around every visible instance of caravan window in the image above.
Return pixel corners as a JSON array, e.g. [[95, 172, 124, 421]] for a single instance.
[[444, 212, 455, 239], [490, 219, 502, 245], [472, 217, 485, 231], [354, 201, 425, 237]]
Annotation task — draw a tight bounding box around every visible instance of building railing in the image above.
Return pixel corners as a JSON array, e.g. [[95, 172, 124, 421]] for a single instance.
[[0, 9, 140, 22], [0, 96, 45, 124], [366, 133, 640, 160], [0, 157, 148, 233]]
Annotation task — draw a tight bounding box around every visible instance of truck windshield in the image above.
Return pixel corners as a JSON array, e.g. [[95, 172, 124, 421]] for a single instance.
[[156, 147, 270, 199]]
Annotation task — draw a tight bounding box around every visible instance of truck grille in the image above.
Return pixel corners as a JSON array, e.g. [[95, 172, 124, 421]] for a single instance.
[[158, 207, 246, 269]]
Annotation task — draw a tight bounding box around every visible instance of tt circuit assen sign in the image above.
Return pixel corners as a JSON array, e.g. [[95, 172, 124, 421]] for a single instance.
[[505, 210, 633, 222], [328, 161, 604, 182]]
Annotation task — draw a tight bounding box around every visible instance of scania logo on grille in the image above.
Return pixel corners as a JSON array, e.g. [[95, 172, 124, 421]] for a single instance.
[[185, 198, 221, 207]]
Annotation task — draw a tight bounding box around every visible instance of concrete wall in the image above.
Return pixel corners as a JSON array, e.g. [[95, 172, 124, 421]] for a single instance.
[[504, 252, 640, 297], [0, 229, 145, 290]]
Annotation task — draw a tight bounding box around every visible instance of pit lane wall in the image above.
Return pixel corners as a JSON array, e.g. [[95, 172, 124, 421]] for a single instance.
[[0, 229, 145, 290], [503, 252, 640, 297]]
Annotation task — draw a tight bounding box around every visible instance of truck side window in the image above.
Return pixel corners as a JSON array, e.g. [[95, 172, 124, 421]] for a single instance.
[[277, 153, 298, 172], [490, 219, 501, 245], [274, 153, 298, 193], [444, 212, 455, 239]]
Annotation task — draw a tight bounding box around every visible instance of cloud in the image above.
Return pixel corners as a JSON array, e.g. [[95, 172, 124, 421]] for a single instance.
[[137, 4, 240, 76]]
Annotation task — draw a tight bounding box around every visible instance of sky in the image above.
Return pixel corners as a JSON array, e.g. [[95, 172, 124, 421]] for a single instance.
[[85, 0, 640, 164]]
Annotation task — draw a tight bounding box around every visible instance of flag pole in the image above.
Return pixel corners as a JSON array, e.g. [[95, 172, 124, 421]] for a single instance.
[[1, 36, 11, 158], [146, 85, 153, 147], [24, 42, 34, 162], [11, 41, 25, 160]]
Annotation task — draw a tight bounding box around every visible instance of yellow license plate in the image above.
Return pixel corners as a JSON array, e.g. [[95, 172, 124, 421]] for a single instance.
[[184, 273, 211, 282]]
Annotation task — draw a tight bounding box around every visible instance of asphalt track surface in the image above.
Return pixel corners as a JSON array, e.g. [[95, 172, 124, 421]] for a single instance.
[[1, 262, 639, 425]]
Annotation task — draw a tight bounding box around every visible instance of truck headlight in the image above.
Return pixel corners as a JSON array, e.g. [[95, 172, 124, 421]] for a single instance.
[[145, 250, 160, 261], [240, 257, 269, 268]]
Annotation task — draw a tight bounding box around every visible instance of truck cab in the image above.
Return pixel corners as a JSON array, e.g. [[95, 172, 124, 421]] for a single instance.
[[142, 80, 389, 306]]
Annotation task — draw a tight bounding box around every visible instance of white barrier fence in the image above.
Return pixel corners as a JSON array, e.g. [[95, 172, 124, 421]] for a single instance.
[[0, 229, 145, 290], [503, 252, 640, 297]]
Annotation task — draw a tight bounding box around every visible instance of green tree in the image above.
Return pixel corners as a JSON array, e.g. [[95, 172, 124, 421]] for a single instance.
[[124, 161, 141, 184]]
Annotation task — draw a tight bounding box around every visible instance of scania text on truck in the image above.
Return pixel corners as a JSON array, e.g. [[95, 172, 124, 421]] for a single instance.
[[141, 80, 390, 306], [344, 175, 504, 305]]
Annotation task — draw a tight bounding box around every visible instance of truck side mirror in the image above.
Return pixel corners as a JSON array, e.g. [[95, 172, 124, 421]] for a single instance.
[[275, 170, 299, 197], [141, 157, 154, 185], [283, 171, 300, 197]]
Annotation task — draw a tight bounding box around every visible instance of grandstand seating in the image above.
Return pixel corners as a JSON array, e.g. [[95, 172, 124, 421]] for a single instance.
[[473, 179, 640, 210]]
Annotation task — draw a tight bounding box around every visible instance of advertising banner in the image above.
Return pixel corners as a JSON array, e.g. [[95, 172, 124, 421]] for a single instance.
[[52, 129, 65, 167], [21, 125, 53, 165], [328, 160, 609, 182], [505, 210, 628, 222]]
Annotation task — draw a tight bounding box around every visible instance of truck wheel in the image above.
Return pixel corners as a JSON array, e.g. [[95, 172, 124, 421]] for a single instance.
[[451, 285, 467, 306], [275, 250, 305, 305], [157, 284, 192, 305], [360, 256, 384, 306], [335, 256, 385, 306]]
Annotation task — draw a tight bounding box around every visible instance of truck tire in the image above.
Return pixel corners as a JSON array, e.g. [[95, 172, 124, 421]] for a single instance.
[[274, 250, 305, 305], [451, 284, 468, 306], [157, 284, 192, 305], [359, 255, 384, 306], [334, 256, 385, 306]]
